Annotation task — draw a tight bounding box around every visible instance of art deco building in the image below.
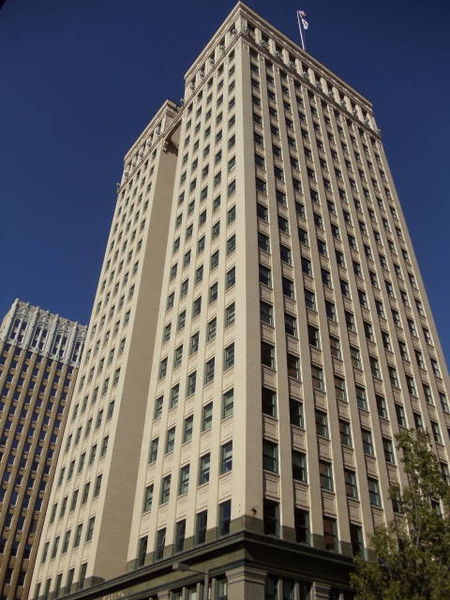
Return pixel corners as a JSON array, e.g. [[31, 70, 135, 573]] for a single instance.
[[0, 300, 86, 600], [32, 3, 449, 599]]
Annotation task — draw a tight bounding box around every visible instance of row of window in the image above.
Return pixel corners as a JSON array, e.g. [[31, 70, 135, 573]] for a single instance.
[[258, 261, 442, 397], [34, 559, 88, 600], [143, 441, 232, 511], [149, 388, 234, 466], [244, 19, 374, 132], [56, 437, 108, 487], [138, 499, 231, 568], [47, 474, 102, 528]]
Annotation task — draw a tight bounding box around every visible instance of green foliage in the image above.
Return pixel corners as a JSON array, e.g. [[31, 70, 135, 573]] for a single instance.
[[351, 429, 450, 600]]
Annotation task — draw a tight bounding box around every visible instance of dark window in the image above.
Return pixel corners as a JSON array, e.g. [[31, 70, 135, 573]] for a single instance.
[[263, 499, 280, 536]]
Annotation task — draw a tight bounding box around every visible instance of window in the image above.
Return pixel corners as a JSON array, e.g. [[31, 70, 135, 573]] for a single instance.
[[376, 394, 388, 419], [431, 421, 443, 444], [295, 508, 310, 544], [218, 500, 231, 536], [368, 477, 381, 506], [315, 410, 329, 438], [292, 450, 307, 482], [440, 393, 449, 413], [311, 365, 324, 391], [178, 465, 190, 495], [199, 454, 210, 484], [305, 289, 315, 310], [257, 203, 268, 221], [414, 412, 423, 430], [74, 523, 83, 547], [345, 311, 356, 332], [222, 388, 234, 419], [192, 297, 201, 317], [159, 475, 171, 504], [142, 484, 154, 513], [334, 376, 346, 402], [262, 387, 277, 418], [289, 399, 304, 427], [356, 386, 367, 410], [182, 415, 193, 443], [350, 523, 364, 556], [173, 520, 186, 555], [263, 440, 278, 473], [362, 429, 374, 455], [224, 343, 235, 369], [335, 250, 345, 266], [325, 300, 336, 321], [137, 536, 147, 567], [388, 365, 399, 388], [201, 402, 213, 432], [339, 420, 352, 447], [261, 342, 275, 368], [260, 301, 273, 325], [329, 336, 341, 359], [165, 427, 176, 454], [210, 250, 219, 270], [204, 357, 215, 384], [350, 346, 361, 369], [319, 461, 333, 491], [177, 310, 186, 330], [431, 359, 441, 378], [344, 469, 358, 499], [263, 499, 280, 536], [173, 345, 183, 369], [207, 318, 217, 342], [321, 268, 332, 287], [259, 265, 271, 286], [406, 375, 417, 397], [308, 325, 320, 348], [301, 257, 312, 276], [280, 244, 291, 264], [187, 371, 196, 396], [158, 357, 168, 379], [169, 384, 179, 409], [287, 353, 300, 379], [285, 313, 297, 337], [395, 403, 407, 427], [282, 277, 294, 299], [318, 239, 327, 256], [225, 265, 235, 289], [227, 234, 236, 254], [221, 441, 233, 474], [148, 438, 158, 463], [256, 177, 267, 194], [227, 205, 236, 224], [383, 437, 395, 464], [155, 528, 166, 560]]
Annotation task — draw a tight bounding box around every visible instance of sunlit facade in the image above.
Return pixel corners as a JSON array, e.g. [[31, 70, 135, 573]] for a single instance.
[[32, 3, 449, 599]]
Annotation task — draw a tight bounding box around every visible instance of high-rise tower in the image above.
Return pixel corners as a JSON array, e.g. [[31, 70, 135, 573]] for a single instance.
[[32, 4, 449, 599], [0, 299, 86, 600]]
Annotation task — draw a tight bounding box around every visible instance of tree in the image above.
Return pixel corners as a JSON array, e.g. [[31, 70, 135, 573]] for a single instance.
[[351, 429, 450, 600]]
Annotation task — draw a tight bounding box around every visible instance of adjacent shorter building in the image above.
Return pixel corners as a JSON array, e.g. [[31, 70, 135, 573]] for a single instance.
[[0, 299, 86, 600]]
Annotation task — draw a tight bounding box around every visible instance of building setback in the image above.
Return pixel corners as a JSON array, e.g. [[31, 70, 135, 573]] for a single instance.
[[32, 3, 449, 599], [0, 299, 86, 600]]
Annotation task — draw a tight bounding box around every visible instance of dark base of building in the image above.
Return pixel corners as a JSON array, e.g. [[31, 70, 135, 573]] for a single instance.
[[51, 530, 355, 600]]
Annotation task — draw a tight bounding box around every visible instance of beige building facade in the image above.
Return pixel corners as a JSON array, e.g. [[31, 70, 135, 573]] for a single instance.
[[32, 3, 449, 599], [0, 299, 86, 600]]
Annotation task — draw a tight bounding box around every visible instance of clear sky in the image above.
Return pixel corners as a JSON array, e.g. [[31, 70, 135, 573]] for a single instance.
[[1, 0, 449, 365]]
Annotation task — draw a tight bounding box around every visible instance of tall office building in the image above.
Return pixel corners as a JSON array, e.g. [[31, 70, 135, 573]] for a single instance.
[[0, 300, 86, 600], [32, 3, 449, 599]]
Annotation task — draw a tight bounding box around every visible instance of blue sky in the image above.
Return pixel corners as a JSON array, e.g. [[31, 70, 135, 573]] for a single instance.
[[1, 0, 449, 365]]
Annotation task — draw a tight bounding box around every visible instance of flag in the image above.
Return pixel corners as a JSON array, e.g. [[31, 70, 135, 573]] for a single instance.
[[297, 10, 309, 30]]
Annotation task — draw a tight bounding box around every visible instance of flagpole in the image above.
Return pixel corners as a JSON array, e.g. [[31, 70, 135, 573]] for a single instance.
[[296, 11, 305, 50]]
